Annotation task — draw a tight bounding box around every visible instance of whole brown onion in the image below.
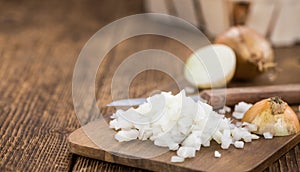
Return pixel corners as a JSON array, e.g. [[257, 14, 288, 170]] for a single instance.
[[215, 26, 276, 80]]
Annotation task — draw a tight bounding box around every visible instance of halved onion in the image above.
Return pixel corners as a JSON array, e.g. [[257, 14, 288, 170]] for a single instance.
[[242, 97, 300, 136], [184, 45, 236, 89]]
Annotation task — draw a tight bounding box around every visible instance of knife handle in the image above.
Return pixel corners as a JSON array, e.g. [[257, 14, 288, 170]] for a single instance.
[[200, 84, 300, 108]]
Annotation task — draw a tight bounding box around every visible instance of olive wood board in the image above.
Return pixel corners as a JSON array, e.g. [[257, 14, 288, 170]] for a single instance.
[[68, 113, 300, 172]]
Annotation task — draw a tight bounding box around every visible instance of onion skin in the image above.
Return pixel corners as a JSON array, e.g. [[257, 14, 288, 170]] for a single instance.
[[215, 26, 275, 80], [242, 97, 300, 136]]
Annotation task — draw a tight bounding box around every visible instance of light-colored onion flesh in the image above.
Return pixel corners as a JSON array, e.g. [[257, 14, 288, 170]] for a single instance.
[[184, 45, 236, 89]]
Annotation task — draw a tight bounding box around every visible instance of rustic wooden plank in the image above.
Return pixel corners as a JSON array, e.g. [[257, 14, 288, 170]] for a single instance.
[[71, 1, 300, 169], [72, 155, 149, 172], [73, 40, 300, 172], [0, 0, 300, 171], [68, 113, 300, 172], [285, 147, 299, 171], [0, 0, 143, 171], [265, 160, 281, 172], [295, 144, 300, 169]]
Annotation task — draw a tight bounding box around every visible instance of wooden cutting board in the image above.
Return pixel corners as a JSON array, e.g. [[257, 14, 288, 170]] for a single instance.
[[68, 111, 300, 172]]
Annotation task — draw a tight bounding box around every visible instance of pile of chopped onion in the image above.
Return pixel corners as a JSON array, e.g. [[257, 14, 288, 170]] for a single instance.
[[109, 90, 260, 162]]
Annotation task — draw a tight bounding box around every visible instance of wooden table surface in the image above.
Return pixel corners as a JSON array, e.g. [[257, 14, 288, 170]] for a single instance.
[[1, 0, 300, 171]]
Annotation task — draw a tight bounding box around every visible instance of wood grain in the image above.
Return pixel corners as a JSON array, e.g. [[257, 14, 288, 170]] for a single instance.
[[1, 0, 300, 172], [68, 114, 300, 172]]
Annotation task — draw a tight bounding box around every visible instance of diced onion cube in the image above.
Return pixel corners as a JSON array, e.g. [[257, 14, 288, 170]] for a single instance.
[[263, 132, 273, 139], [214, 151, 221, 158], [234, 102, 252, 113], [115, 130, 139, 142], [171, 156, 185, 163], [234, 141, 244, 148], [224, 106, 231, 113], [218, 108, 226, 114], [242, 122, 257, 132], [202, 140, 210, 147], [177, 147, 196, 158], [251, 134, 260, 140], [242, 133, 252, 143], [221, 136, 232, 149], [232, 112, 245, 119]]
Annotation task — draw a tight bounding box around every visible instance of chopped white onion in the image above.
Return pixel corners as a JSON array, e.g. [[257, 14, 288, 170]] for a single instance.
[[214, 151, 221, 158], [234, 102, 253, 113], [242, 132, 252, 143], [232, 102, 253, 119], [213, 131, 222, 144], [202, 140, 210, 147], [231, 127, 243, 141], [218, 108, 226, 114], [235, 122, 242, 127], [232, 112, 245, 120], [177, 147, 196, 158], [263, 132, 273, 139], [224, 106, 231, 113], [234, 141, 244, 148], [242, 122, 257, 132], [110, 91, 260, 162], [251, 134, 260, 140], [184, 86, 196, 94], [218, 106, 231, 114], [171, 156, 185, 163], [221, 136, 232, 149], [221, 129, 233, 149], [181, 133, 202, 150], [168, 143, 179, 151], [114, 130, 139, 142], [109, 119, 119, 129]]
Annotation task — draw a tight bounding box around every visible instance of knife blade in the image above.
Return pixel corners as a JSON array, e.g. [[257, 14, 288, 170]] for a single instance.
[[107, 84, 300, 108]]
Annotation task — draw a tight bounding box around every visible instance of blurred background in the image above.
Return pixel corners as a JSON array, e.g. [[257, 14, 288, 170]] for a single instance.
[[145, 0, 300, 47], [1, 0, 300, 171], [1, 0, 300, 107]]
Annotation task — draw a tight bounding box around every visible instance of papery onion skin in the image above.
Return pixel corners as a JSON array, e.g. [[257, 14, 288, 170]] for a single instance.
[[215, 26, 275, 80], [242, 97, 300, 136]]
